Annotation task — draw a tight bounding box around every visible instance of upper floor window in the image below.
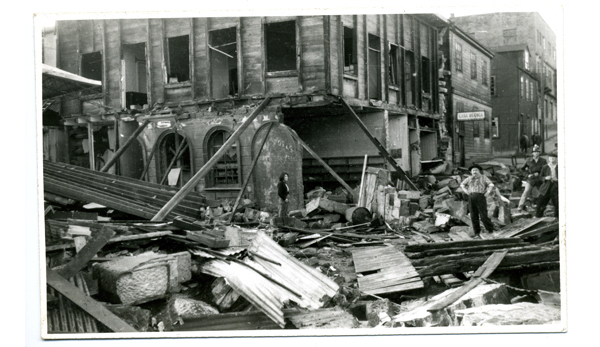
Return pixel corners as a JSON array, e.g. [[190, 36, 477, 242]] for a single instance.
[[490, 75, 496, 96], [524, 51, 529, 70], [525, 78, 529, 100], [520, 76, 524, 99], [470, 52, 477, 80], [536, 55, 541, 73], [209, 27, 238, 98], [265, 21, 297, 73], [167, 35, 190, 83], [537, 30, 542, 45], [81, 51, 103, 81], [482, 59, 488, 86], [388, 44, 399, 86], [455, 43, 463, 72], [343, 26, 358, 75]]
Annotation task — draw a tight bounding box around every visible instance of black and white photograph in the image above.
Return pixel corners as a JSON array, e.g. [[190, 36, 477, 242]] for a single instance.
[[17, 1, 581, 345]]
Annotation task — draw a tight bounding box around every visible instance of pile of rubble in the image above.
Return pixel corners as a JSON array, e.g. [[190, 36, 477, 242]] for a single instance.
[[43, 161, 561, 333]]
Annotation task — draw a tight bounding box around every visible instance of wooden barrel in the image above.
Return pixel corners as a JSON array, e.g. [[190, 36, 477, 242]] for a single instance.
[[344, 206, 372, 224]]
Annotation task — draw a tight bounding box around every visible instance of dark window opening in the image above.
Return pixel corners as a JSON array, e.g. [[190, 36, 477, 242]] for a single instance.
[[81, 51, 102, 81], [167, 35, 190, 83], [368, 34, 381, 100], [490, 75, 496, 96], [208, 130, 240, 187], [405, 50, 415, 106], [122, 42, 148, 109], [455, 43, 462, 72], [470, 53, 477, 80], [482, 60, 488, 86], [266, 21, 296, 73], [421, 56, 431, 93], [492, 117, 499, 138], [389, 44, 399, 86], [343, 26, 357, 75], [210, 27, 238, 98]]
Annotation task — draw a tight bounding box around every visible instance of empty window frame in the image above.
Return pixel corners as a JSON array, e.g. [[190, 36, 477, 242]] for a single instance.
[[421, 56, 431, 93], [207, 130, 240, 187], [490, 76, 496, 96], [455, 42, 463, 72], [209, 27, 238, 98], [368, 34, 382, 100], [524, 51, 529, 70], [81, 51, 103, 81], [167, 35, 190, 83], [343, 26, 358, 75], [482, 59, 488, 86], [388, 44, 399, 86], [265, 20, 297, 73], [470, 52, 477, 80], [405, 50, 415, 106]]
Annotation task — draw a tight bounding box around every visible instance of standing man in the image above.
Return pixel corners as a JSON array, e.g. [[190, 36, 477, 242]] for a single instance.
[[535, 153, 559, 218], [517, 144, 547, 212], [277, 172, 290, 217], [460, 164, 495, 237]]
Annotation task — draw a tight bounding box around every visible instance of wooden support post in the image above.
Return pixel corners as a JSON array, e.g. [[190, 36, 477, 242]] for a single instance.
[[159, 141, 188, 185], [46, 267, 137, 333], [151, 97, 272, 221], [113, 116, 120, 175], [358, 154, 368, 204], [339, 97, 418, 190], [99, 119, 150, 173], [87, 123, 96, 170], [288, 130, 355, 201], [228, 122, 274, 223], [56, 226, 116, 279]]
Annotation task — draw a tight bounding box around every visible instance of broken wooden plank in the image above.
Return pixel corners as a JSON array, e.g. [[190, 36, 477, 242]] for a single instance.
[[106, 231, 172, 244], [100, 119, 150, 172], [404, 238, 523, 252], [405, 241, 528, 259], [46, 267, 137, 332], [494, 217, 548, 238], [427, 250, 508, 311], [56, 226, 116, 279], [517, 221, 559, 239]]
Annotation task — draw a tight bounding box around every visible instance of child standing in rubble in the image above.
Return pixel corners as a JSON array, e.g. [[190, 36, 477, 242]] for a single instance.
[[277, 172, 290, 218], [460, 164, 495, 237], [535, 152, 559, 218]]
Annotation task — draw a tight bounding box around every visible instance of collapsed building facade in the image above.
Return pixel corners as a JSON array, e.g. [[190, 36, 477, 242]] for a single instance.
[[44, 14, 446, 212]]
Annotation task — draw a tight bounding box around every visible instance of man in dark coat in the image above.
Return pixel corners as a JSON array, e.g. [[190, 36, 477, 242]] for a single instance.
[[518, 144, 547, 211], [277, 172, 290, 217], [535, 153, 559, 218]]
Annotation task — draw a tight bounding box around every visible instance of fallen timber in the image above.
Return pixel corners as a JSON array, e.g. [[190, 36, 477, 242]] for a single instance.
[[44, 161, 206, 220]]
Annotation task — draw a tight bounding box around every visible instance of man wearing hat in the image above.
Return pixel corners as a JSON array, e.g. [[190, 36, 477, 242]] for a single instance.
[[460, 164, 496, 237], [535, 152, 559, 218], [517, 144, 547, 212]]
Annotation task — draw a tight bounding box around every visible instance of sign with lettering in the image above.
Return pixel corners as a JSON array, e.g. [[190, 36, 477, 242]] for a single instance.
[[156, 120, 172, 128], [457, 111, 485, 121]]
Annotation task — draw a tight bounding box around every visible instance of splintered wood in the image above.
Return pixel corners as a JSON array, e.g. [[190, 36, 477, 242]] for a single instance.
[[352, 246, 424, 295]]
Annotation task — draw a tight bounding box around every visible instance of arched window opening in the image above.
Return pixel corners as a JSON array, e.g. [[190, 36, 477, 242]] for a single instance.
[[207, 130, 240, 187], [156, 132, 192, 187]]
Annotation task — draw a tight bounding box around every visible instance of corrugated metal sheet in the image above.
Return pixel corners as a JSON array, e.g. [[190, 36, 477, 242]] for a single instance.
[[199, 230, 339, 328]]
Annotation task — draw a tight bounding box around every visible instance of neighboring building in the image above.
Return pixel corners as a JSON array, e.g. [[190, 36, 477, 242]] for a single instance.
[[488, 45, 540, 154], [453, 12, 557, 153], [46, 15, 444, 210], [437, 20, 495, 166]]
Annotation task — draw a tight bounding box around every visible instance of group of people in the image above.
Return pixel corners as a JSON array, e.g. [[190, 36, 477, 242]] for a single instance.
[[460, 144, 559, 237], [277, 144, 559, 238]]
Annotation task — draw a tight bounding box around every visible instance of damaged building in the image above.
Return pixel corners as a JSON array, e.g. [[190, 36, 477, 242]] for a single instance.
[[44, 14, 446, 211]]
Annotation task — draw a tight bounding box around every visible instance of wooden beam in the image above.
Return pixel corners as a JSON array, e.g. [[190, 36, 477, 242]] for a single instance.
[[46, 267, 137, 333], [151, 97, 272, 221], [113, 116, 120, 175], [427, 250, 508, 311], [339, 97, 418, 190], [139, 141, 159, 181], [228, 122, 274, 223], [159, 141, 188, 185], [99, 119, 150, 172], [288, 129, 355, 200], [56, 226, 116, 279]]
